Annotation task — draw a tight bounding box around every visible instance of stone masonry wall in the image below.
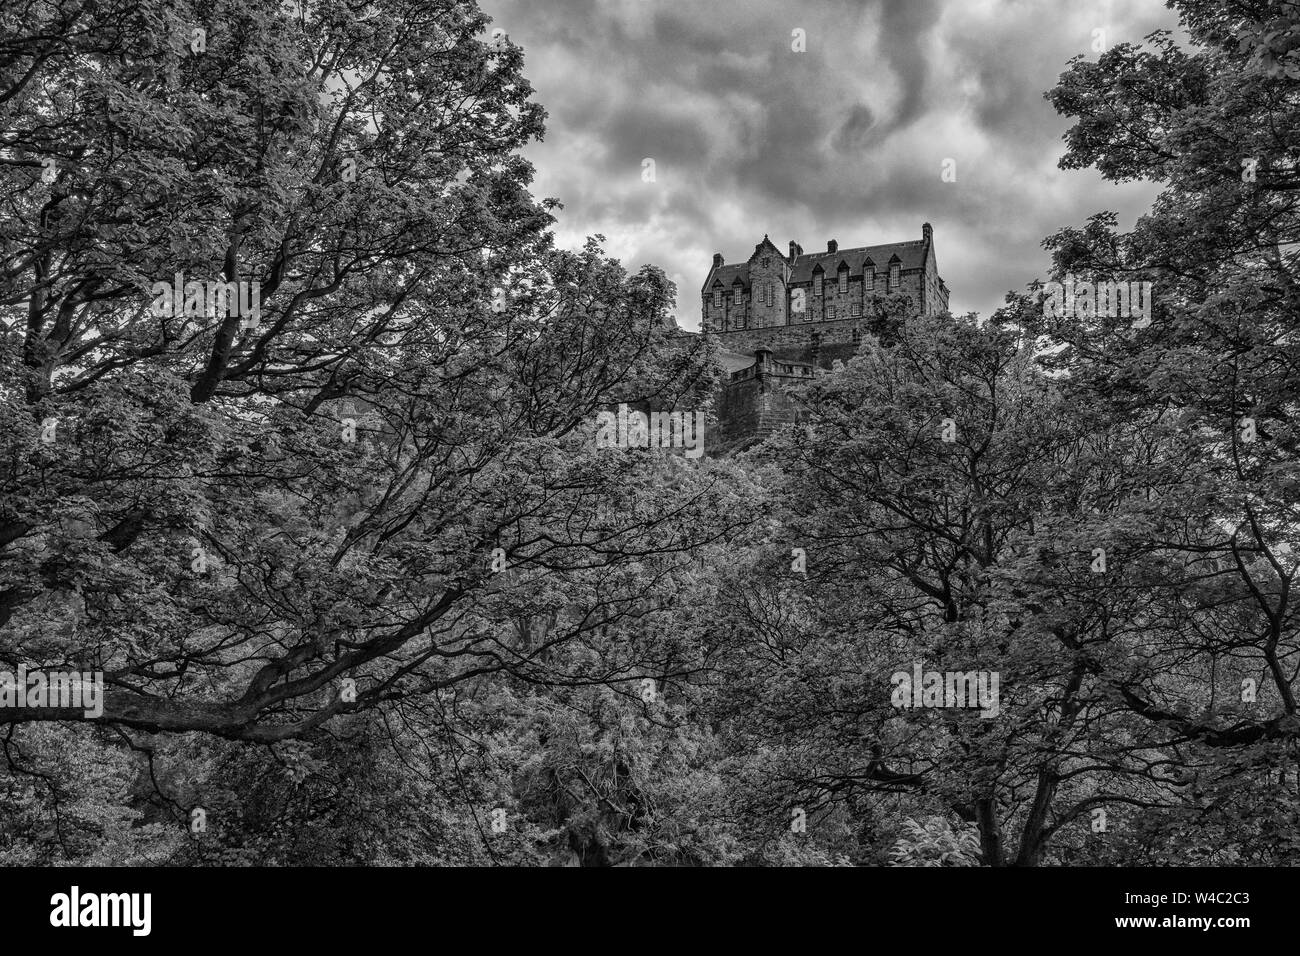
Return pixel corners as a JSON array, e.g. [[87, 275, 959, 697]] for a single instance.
[[716, 370, 808, 448], [703, 266, 930, 334], [707, 299, 909, 368]]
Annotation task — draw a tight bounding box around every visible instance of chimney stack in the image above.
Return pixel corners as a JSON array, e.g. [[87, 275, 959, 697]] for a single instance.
[[712, 253, 724, 269], [788, 240, 803, 262], [922, 222, 932, 243], [827, 239, 838, 254]]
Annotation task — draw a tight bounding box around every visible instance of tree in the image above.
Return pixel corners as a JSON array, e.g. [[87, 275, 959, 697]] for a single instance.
[[0, 0, 735, 746], [1038, 0, 1300, 860]]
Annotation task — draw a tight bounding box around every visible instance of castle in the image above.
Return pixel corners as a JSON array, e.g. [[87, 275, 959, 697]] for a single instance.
[[699, 223, 949, 447]]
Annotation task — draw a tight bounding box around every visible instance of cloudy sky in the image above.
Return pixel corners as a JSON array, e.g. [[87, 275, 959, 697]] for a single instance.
[[478, 0, 1184, 330]]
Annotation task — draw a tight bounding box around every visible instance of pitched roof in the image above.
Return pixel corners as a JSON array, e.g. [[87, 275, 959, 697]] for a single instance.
[[703, 237, 934, 292], [715, 347, 757, 374], [789, 241, 927, 283], [707, 262, 750, 289], [748, 235, 786, 262]]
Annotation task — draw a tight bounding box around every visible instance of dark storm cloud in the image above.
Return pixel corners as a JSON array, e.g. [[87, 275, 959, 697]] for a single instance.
[[875, 0, 943, 136], [601, 107, 711, 170], [831, 104, 877, 154], [480, 0, 1182, 326], [651, 9, 725, 57]]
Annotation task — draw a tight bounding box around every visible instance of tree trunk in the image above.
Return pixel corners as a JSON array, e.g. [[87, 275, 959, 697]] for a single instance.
[[976, 797, 1004, 866]]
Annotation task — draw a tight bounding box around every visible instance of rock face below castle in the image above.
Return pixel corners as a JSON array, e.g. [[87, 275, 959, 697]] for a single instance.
[[695, 223, 950, 450]]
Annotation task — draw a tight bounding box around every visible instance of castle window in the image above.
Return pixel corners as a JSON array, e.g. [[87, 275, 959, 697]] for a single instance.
[[761, 257, 770, 268], [889, 263, 900, 291], [813, 274, 823, 297], [713, 290, 722, 308], [765, 282, 773, 306], [838, 269, 848, 294], [827, 306, 836, 319], [735, 289, 743, 308], [851, 302, 862, 317], [865, 269, 874, 291]]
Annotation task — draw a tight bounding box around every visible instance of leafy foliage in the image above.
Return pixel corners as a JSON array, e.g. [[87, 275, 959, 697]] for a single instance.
[[3, 0, 1300, 866], [888, 817, 982, 867]]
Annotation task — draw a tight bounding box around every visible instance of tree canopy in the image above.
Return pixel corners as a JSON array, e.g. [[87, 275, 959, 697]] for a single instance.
[[2, 0, 1298, 866]]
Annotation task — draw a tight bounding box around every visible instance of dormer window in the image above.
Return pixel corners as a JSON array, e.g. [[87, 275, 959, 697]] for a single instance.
[[813, 273, 823, 297], [735, 289, 743, 308], [713, 290, 722, 308], [838, 267, 848, 294], [865, 267, 875, 291], [889, 262, 900, 291]]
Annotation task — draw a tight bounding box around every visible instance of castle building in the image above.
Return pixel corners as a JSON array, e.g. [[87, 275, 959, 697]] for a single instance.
[[700, 223, 949, 447]]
